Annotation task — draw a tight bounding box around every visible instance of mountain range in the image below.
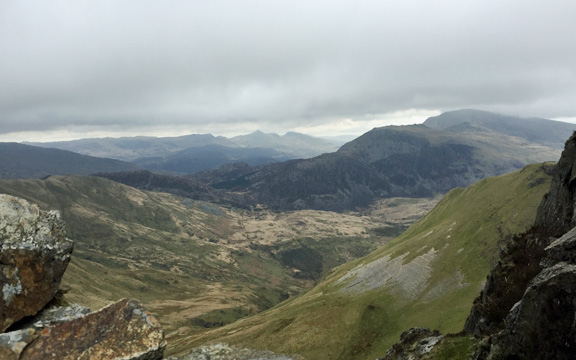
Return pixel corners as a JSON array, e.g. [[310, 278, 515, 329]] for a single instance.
[[193, 110, 568, 211], [26, 131, 340, 175], [1, 109, 575, 358], [5, 109, 572, 210]]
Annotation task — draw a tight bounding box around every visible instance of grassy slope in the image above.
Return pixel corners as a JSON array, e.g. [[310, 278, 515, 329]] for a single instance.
[[0, 176, 252, 313], [173, 163, 554, 359], [0, 176, 304, 336], [0, 175, 427, 354]]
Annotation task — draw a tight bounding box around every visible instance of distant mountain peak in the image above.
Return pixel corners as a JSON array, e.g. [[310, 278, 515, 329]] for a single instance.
[[283, 131, 307, 137], [249, 130, 266, 135]]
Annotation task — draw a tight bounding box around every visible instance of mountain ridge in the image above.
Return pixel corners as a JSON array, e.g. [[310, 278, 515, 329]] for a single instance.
[[197, 122, 563, 211], [27, 130, 340, 163]]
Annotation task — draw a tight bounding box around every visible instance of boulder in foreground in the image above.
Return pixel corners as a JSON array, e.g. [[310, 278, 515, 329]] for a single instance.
[[0, 194, 73, 332], [20, 299, 166, 360]]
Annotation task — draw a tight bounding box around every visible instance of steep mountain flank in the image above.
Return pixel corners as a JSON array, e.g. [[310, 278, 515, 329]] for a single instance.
[[337, 125, 532, 195], [0, 142, 140, 179], [172, 162, 553, 359], [217, 151, 385, 210], [462, 132, 576, 359], [200, 123, 562, 211]]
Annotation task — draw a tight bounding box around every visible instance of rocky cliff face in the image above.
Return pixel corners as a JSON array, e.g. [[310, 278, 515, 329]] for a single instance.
[[0, 195, 166, 359], [464, 131, 576, 359], [534, 132, 576, 235]]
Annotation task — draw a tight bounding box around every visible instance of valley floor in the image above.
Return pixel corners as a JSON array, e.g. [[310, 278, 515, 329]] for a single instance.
[[43, 180, 439, 355]]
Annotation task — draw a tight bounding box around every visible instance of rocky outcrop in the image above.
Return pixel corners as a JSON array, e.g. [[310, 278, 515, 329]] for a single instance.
[[20, 299, 166, 360], [495, 264, 576, 359], [464, 135, 576, 338], [534, 131, 576, 235], [464, 132, 576, 359], [0, 328, 38, 360], [0, 194, 73, 332], [0, 194, 166, 359], [378, 328, 443, 360], [474, 229, 576, 360], [462, 229, 545, 337], [0, 300, 166, 360]]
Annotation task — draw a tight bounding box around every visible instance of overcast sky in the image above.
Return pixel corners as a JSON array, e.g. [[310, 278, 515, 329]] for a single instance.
[[1, 0, 575, 142]]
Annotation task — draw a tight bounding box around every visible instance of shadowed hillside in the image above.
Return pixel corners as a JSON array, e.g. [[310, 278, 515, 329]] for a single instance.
[[195, 123, 561, 211], [0, 142, 140, 179]]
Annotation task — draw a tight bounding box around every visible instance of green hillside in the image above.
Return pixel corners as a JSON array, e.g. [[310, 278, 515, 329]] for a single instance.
[[0, 175, 430, 353], [173, 162, 554, 359]]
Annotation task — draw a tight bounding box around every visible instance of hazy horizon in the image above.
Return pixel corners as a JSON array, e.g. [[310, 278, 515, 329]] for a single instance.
[[2, 1, 575, 142], [7, 108, 576, 144]]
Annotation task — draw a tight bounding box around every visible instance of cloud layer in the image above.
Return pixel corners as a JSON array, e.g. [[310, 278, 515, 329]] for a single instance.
[[1, 0, 575, 140]]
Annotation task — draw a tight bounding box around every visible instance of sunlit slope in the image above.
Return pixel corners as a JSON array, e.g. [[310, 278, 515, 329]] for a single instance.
[[174, 162, 554, 360]]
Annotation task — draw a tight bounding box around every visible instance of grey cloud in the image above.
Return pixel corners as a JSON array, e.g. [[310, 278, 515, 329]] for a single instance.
[[1, 0, 575, 138]]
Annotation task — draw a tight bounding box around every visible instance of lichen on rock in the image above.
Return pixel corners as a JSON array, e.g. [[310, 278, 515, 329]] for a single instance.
[[20, 298, 166, 360], [0, 194, 73, 332], [0, 328, 38, 360]]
